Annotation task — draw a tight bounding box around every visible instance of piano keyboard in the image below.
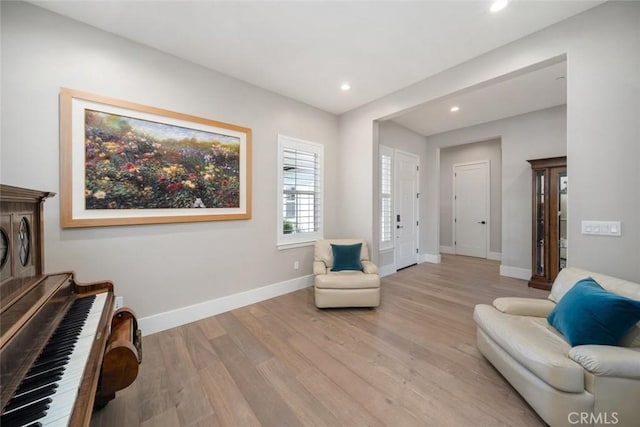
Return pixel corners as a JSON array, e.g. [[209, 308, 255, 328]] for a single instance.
[[1, 293, 108, 427]]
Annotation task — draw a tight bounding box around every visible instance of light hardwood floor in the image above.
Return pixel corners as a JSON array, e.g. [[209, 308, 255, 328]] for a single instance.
[[91, 255, 549, 427]]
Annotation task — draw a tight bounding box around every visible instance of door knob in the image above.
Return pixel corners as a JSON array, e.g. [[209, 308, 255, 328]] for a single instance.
[[397, 225, 404, 229], [478, 221, 486, 224]]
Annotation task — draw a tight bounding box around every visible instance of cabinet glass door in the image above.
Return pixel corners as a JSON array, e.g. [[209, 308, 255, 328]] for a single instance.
[[558, 174, 568, 270], [534, 170, 545, 276]]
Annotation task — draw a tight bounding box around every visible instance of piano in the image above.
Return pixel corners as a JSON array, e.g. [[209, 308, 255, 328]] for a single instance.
[[1, 184, 140, 426]]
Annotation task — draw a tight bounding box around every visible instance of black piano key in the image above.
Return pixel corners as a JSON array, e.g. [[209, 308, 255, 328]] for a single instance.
[[51, 325, 85, 338], [2, 295, 97, 426], [38, 342, 77, 359], [13, 378, 58, 400], [4, 384, 58, 413], [40, 337, 79, 353], [49, 321, 86, 336], [32, 354, 70, 370], [24, 365, 65, 381], [27, 356, 69, 376], [52, 318, 86, 330], [15, 372, 63, 395], [0, 397, 51, 425], [1, 409, 48, 427]]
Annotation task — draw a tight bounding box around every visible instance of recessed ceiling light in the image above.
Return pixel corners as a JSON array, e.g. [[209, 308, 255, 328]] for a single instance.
[[450, 106, 460, 112], [340, 83, 351, 91], [490, 0, 509, 13]]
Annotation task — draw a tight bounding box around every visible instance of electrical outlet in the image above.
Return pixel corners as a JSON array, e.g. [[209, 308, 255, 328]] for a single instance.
[[115, 296, 124, 310], [294, 261, 299, 270]]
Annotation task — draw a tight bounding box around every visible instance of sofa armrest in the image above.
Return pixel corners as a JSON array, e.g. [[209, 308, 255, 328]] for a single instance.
[[492, 297, 556, 317], [569, 345, 640, 379], [361, 260, 378, 274], [313, 261, 327, 275]]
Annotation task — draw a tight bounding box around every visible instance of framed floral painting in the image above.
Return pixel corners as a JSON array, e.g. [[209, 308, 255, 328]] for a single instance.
[[59, 88, 251, 227]]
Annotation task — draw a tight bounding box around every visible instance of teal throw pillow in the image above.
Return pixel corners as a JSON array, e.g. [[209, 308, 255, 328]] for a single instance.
[[330, 243, 363, 272], [547, 277, 640, 346]]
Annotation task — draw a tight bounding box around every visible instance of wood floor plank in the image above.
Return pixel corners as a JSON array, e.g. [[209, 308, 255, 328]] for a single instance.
[[139, 406, 181, 427], [286, 332, 425, 426], [215, 312, 273, 365], [232, 306, 314, 377], [295, 369, 386, 427], [209, 334, 303, 427], [198, 315, 227, 340], [199, 363, 261, 427], [256, 358, 339, 427], [158, 328, 215, 426], [131, 333, 174, 424], [182, 320, 222, 371], [92, 255, 547, 426]]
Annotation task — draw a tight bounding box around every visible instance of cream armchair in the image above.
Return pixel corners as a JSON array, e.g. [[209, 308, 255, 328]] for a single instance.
[[474, 268, 640, 426], [313, 238, 380, 308]]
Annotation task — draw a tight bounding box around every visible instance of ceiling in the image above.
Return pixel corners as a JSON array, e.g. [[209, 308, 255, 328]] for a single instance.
[[31, 0, 603, 116], [391, 60, 567, 136]]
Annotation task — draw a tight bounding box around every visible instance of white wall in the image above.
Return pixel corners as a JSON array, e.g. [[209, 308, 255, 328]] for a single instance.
[[439, 139, 502, 256], [339, 1, 640, 282], [427, 106, 566, 274], [1, 2, 339, 331], [377, 121, 427, 271]]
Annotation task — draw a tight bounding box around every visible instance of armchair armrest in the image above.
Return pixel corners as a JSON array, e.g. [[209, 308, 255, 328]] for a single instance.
[[569, 345, 640, 379], [361, 260, 378, 274], [492, 297, 556, 317], [313, 261, 327, 275]]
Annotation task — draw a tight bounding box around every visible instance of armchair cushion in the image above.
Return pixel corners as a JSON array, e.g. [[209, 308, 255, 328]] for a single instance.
[[474, 304, 584, 392], [547, 278, 640, 346], [569, 345, 640, 379], [313, 261, 328, 275], [315, 271, 379, 290], [493, 297, 556, 317], [330, 243, 363, 271], [361, 260, 378, 275]]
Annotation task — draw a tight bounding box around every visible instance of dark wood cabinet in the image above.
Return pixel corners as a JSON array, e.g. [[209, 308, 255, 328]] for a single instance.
[[527, 156, 567, 290]]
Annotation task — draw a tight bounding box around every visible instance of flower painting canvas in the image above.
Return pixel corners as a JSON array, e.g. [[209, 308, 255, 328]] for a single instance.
[[84, 110, 241, 209], [60, 88, 251, 227]]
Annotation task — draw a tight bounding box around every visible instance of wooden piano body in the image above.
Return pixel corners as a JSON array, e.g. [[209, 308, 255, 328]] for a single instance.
[[1, 184, 140, 426]]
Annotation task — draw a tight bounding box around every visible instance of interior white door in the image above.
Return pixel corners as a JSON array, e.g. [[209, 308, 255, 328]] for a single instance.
[[395, 151, 418, 269], [454, 161, 489, 258]]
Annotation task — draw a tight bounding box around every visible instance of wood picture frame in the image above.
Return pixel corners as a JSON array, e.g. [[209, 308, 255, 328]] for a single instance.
[[59, 88, 251, 228]]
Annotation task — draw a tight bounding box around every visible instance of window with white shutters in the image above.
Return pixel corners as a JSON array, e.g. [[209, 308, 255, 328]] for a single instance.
[[380, 145, 394, 250], [277, 135, 324, 248]]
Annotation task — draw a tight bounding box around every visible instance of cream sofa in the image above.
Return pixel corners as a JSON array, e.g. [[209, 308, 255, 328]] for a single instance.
[[313, 238, 380, 308], [474, 268, 640, 426]]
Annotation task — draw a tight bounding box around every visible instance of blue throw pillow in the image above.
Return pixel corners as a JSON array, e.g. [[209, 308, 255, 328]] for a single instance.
[[547, 277, 640, 346], [330, 243, 363, 272]]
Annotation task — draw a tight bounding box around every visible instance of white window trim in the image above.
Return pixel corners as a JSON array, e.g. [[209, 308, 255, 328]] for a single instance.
[[277, 134, 324, 249], [379, 145, 394, 251]]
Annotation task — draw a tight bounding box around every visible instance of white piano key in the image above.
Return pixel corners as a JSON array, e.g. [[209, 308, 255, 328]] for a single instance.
[[35, 293, 108, 426]]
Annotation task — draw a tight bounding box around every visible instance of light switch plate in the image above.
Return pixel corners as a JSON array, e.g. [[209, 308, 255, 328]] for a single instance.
[[581, 220, 621, 236]]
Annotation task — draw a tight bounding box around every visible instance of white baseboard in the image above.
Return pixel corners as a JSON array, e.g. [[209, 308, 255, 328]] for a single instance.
[[438, 247, 500, 261], [420, 253, 441, 264], [500, 265, 530, 281], [139, 274, 313, 336], [488, 251, 502, 261], [440, 246, 455, 254], [379, 264, 397, 277]]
